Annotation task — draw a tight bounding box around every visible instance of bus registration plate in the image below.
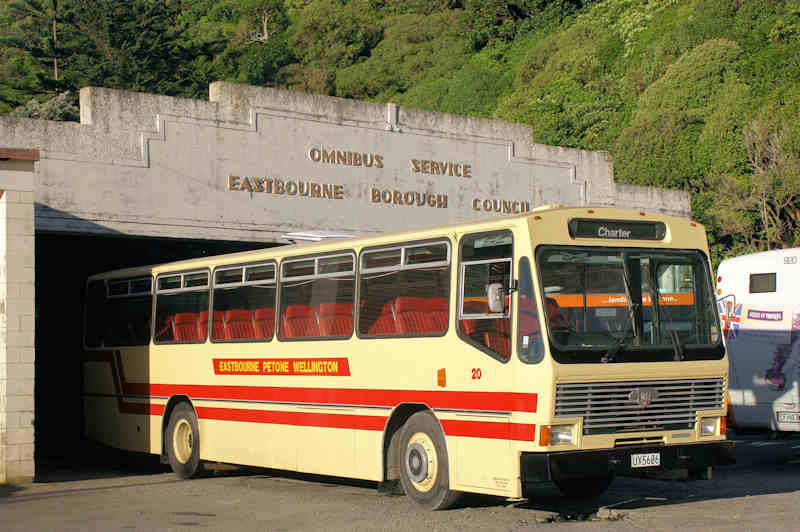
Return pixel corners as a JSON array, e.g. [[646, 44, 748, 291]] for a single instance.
[[777, 412, 800, 423], [631, 452, 660, 468]]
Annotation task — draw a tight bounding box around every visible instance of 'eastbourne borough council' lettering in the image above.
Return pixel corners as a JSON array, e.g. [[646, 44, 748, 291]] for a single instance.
[[228, 175, 344, 199]]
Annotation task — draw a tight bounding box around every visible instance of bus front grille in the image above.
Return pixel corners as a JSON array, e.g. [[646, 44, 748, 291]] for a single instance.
[[555, 378, 725, 435]]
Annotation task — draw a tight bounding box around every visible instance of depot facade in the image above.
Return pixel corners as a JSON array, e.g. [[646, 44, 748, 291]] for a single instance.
[[0, 82, 689, 483]]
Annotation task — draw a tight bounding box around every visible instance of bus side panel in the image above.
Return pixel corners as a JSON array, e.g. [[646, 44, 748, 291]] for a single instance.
[[448, 432, 517, 497], [198, 416, 383, 481], [83, 347, 154, 454]]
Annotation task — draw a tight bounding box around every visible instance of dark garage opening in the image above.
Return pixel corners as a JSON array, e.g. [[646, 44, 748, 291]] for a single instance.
[[34, 231, 274, 477]]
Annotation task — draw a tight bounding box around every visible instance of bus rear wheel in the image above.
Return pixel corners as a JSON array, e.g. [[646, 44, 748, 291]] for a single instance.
[[553, 473, 613, 499], [398, 411, 461, 510], [166, 403, 204, 479]]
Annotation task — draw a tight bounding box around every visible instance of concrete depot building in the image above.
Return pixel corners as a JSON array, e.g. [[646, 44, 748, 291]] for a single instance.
[[0, 82, 689, 483]]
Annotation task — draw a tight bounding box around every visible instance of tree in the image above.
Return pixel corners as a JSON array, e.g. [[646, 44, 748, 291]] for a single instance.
[[11, 90, 78, 120], [710, 101, 800, 255]]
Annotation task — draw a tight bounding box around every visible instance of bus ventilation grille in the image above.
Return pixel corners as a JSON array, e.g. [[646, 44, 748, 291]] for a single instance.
[[555, 378, 725, 435], [614, 436, 664, 447]]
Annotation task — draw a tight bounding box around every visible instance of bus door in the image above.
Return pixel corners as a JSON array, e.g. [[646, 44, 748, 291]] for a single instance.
[[455, 230, 516, 489]]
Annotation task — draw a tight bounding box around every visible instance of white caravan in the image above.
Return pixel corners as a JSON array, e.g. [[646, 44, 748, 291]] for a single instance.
[[716, 248, 800, 432]]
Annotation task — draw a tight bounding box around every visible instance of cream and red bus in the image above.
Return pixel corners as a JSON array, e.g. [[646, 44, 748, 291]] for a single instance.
[[83, 205, 733, 509]]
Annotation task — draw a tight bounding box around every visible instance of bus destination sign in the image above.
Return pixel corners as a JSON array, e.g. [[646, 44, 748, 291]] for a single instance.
[[568, 218, 667, 241]]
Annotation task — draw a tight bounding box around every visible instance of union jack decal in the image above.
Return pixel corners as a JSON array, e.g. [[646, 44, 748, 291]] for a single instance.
[[718, 301, 742, 339]]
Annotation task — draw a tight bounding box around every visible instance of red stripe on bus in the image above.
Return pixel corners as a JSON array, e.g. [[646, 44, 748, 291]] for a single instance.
[[87, 350, 537, 415], [441, 420, 535, 441], [196, 406, 388, 431], [143, 384, 537, 413]]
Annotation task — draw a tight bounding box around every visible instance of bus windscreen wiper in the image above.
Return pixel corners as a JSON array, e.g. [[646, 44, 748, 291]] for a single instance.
[[620, 253, 640, 341], [601, 336, 627, 363], [670, 330, 685, 361]]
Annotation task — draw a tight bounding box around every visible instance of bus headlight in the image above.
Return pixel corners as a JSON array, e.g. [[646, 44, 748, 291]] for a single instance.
[[699, 417, 717, 436], [540, 424, 574, 446]]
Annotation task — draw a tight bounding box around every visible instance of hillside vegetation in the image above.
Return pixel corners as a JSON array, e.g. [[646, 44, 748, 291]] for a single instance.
[[2, 0, 800, 263]]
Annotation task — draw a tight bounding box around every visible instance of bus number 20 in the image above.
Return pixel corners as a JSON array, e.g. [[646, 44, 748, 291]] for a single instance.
[[471, 368, 482, 380]]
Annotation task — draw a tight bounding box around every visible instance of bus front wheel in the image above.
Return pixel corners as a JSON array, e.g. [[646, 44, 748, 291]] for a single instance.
[[166, 403, 204, 479], [397, 411, 461, 510]]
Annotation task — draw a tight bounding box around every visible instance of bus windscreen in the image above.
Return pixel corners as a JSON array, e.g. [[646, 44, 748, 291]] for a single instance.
[[537, 246, 723, 363]]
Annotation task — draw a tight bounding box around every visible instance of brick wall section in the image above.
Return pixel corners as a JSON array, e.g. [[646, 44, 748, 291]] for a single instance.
[[0, 158, 36, 484]]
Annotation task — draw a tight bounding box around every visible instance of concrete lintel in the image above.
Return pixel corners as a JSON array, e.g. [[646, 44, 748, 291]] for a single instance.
[[0, 149, 40, 161]]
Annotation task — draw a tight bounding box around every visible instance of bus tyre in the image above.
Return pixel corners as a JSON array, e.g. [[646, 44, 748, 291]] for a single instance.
[[553, 474, 613, 499], [398, 411, 462, 510], [166, 403, 204, 479]]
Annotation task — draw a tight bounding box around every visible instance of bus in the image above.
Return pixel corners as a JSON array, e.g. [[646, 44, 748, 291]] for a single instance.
[[83, 205, 733, 509], [716, 248, 800, 433]]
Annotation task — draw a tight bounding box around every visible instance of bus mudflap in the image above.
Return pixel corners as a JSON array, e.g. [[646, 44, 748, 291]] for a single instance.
[[521, 441, 735, 485]]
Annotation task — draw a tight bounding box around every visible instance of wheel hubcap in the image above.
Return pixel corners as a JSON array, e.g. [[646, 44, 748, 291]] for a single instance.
[[173, 419, 193, 464], [405, 432, 437, 493]]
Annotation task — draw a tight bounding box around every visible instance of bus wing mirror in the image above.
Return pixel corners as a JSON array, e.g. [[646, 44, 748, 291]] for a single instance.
[[487, 283, 504, 313]]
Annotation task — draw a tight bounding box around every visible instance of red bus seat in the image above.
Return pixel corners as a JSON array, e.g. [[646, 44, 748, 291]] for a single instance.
[[318, 302, 353, 337], [367, 300, 396, 335], [173, 312, 200, 342], [253, 307, 275, 339], [198, 311, 224, 340], [224, 309, 256, 339], [282, 304, 319, 338], [424, 297, 448, 333], [156, 314, 174, 341], [460, 300, 485, 337], [395, 296, 429, 334], [484, 329, 510, 359]]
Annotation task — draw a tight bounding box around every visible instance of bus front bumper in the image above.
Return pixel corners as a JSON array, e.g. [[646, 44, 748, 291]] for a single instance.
[[521, 440, 735, 484]]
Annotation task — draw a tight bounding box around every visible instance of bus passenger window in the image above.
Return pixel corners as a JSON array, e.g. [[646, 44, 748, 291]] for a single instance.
[[358, 242, 450, 337], [154, 271, 209, 343], [458, 231, 512, 361], [212, 263, 276, 341], [279, 253, 355, 340], [105, 277, 153, 347]]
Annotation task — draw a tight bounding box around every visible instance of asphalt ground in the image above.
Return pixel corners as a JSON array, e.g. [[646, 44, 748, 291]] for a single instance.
[[2, 431, 800, 531]]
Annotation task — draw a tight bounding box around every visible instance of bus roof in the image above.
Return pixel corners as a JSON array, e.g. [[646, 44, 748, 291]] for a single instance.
[[88, 205, 701, 281]]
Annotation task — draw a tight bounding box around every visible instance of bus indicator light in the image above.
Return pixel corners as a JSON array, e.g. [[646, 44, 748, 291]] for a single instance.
[[437, 368, 446, 387], [720, 416, 726, 435], [539, 426, 550, 446]]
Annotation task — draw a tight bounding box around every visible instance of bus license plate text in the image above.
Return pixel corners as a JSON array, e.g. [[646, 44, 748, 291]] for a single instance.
[[631, 452, 660, 468], [777, 412, 800, 423]]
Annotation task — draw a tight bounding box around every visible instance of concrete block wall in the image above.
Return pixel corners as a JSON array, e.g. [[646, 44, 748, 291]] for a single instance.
[[0, 159, 36, 484]]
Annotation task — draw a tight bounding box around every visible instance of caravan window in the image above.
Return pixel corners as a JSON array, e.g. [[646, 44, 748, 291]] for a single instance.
[[749, 273, 776, 294]]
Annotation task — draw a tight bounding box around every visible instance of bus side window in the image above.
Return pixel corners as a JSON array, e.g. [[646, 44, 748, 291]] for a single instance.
[[154, 271, 210, 344], [279, 253, 355, 340], [212, 263, 276, 342], [87, 276, 153, 348], [518, 257, 544, 363], [457, 230, 512, 361], [358, 242, 450, 337]]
